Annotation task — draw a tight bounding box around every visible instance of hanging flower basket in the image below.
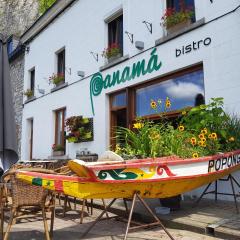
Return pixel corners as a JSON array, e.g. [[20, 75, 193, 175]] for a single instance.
[[65, 116, 94, 143]]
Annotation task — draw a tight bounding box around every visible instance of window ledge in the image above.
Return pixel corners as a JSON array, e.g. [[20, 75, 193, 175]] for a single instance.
[[24, 96, 36, 104], [155, 18, 205, 46], [48, 155, 70, 160], [100, 55, 129, 71], [51, 82, 68, 93]]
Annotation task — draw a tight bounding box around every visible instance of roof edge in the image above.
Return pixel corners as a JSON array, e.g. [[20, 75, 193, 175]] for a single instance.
[[21, 0, 77, 44]]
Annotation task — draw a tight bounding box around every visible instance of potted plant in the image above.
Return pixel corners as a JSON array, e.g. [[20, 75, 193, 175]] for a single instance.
[[49, 73, 65, 86], [52, 144, 65, 156], [102, 43, 122, 63], [65, 116, 93, 143], [114, 97, 240, 209], [23, 89, 34, 99], [161, 3, 194, 34]]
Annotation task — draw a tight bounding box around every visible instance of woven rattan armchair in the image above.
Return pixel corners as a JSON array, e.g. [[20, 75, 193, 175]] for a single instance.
[[1, 170, 55, 240]]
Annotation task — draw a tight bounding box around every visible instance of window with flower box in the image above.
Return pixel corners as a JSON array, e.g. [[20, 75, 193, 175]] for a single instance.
[[110, 64, 204, 147], [105, 14, 123, 62], [163, 0, 195, 33], [56, 48, 65, 84]]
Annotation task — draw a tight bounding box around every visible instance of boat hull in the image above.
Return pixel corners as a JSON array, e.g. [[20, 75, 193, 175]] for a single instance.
[[17, 163, 240, 199]]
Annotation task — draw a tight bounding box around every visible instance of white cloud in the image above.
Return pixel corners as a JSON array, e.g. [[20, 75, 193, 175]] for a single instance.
[[165, 81, 204, 100]]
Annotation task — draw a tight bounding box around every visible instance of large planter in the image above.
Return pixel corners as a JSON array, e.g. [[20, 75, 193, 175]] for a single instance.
[[52, 151, 64, 156], [167, 19, 191, 35]]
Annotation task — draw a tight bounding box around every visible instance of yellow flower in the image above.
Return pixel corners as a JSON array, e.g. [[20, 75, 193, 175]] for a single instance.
[[150, 100, 157, 109], [198, 141, 206, 147], [165, 98, 171, 108], [150, 132, 160, 140], [198, 133, 205, 139], [211, 133, 217, 140], [190, 137, 197, 146], [229, 137, 235, 142], [201, 128, 208, 135], [182, 111, 187, 115], [133, 122, 144, 129], [178, 125, 184, 131], [193, 153, 199, 158], [201, 138, 206, 143]]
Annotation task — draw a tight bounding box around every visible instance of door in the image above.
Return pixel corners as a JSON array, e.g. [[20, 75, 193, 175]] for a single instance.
[[29, 119, 33, 160]]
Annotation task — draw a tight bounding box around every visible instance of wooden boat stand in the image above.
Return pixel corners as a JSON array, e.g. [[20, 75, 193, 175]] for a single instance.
[[195, 174, 240, 213], [81, 192, 175, 240]]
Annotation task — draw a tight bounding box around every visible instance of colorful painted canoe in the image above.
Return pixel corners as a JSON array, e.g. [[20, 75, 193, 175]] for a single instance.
[[16, 150, 240, 199]]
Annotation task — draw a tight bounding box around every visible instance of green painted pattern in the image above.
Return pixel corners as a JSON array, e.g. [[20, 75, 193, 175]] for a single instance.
[[32, 177, 43, 186], [90, 48, 162, 115], [98, 169, 138, 180]]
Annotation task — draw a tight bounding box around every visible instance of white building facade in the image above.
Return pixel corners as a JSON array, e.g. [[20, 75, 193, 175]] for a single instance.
[[20, 0, 240, 198]]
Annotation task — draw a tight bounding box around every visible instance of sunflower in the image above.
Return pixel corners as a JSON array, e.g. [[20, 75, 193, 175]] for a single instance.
[[178, 125, 184, 131], [201, 138, 206, 143], [192, 153, 199, 158], [190, 137, 197, 146], [198, 141, 206, 147], [208, 134, 213, 139], [150, 100, 157, 109]]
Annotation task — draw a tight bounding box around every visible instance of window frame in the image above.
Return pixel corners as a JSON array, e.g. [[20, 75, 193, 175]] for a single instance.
[[54, 107, 66, 152], [56, 48, 65, 81], [109, 64, 204, 146], [107, 13, 124, 57], [29, 68, 35, 94]]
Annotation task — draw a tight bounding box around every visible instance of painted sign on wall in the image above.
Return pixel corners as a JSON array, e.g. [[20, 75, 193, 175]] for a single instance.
[[90, 48, 162, 115]]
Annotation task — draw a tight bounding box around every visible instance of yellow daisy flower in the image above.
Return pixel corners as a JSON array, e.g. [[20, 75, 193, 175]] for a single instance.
[[193, 153, 199, 158], [229, 137, 235, 142], [190, 137, 197, 146], [182, 110, 187, 115], [198, 133, 205, 139], [178, 125, 184, 131], [133, 122, 144, 129], [150, 100, 157, 109], [201, 128, 208, 135], [211, 133, 217, 140]]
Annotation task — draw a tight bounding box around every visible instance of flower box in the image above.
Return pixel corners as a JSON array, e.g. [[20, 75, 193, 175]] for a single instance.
[[108, 53, 122, 63], [167, 19, 191, 35], [52, 150, 64, 156]]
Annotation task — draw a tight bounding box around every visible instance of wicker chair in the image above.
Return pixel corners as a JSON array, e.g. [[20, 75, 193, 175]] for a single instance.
[[2, 171, 55, 240]]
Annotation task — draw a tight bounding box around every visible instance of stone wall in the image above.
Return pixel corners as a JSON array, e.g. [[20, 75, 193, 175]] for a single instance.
[[0, 0, 39, 36], [0, 0, 40, 156], [10, 56, 25, 154]]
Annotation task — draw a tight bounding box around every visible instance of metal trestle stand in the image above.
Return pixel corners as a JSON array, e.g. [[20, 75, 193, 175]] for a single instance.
[[81, 191, 175, 240], [195, 174, 240, 213]]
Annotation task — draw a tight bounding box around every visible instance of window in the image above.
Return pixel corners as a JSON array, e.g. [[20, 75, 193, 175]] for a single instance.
[[108, 14, 123, 55], [55, 108, 66, 152], [109, 65, 204, 146], [30, 68, 35, 95], [167, 0, 195, 22], [136, 69, 204, 117], [57, 49, 65, 80], [7, 40, 13, 55]]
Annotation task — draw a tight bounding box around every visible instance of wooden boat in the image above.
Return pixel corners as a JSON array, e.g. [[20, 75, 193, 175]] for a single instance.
[[16, 150, 240, 199]]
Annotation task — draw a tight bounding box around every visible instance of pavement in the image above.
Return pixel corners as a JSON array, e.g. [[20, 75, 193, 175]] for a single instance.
[[2, 202, 226, 240]]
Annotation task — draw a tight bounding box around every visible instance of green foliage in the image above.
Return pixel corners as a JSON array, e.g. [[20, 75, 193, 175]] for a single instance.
[[39, 0, 56, 14], [115, 98, 240, 159]]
